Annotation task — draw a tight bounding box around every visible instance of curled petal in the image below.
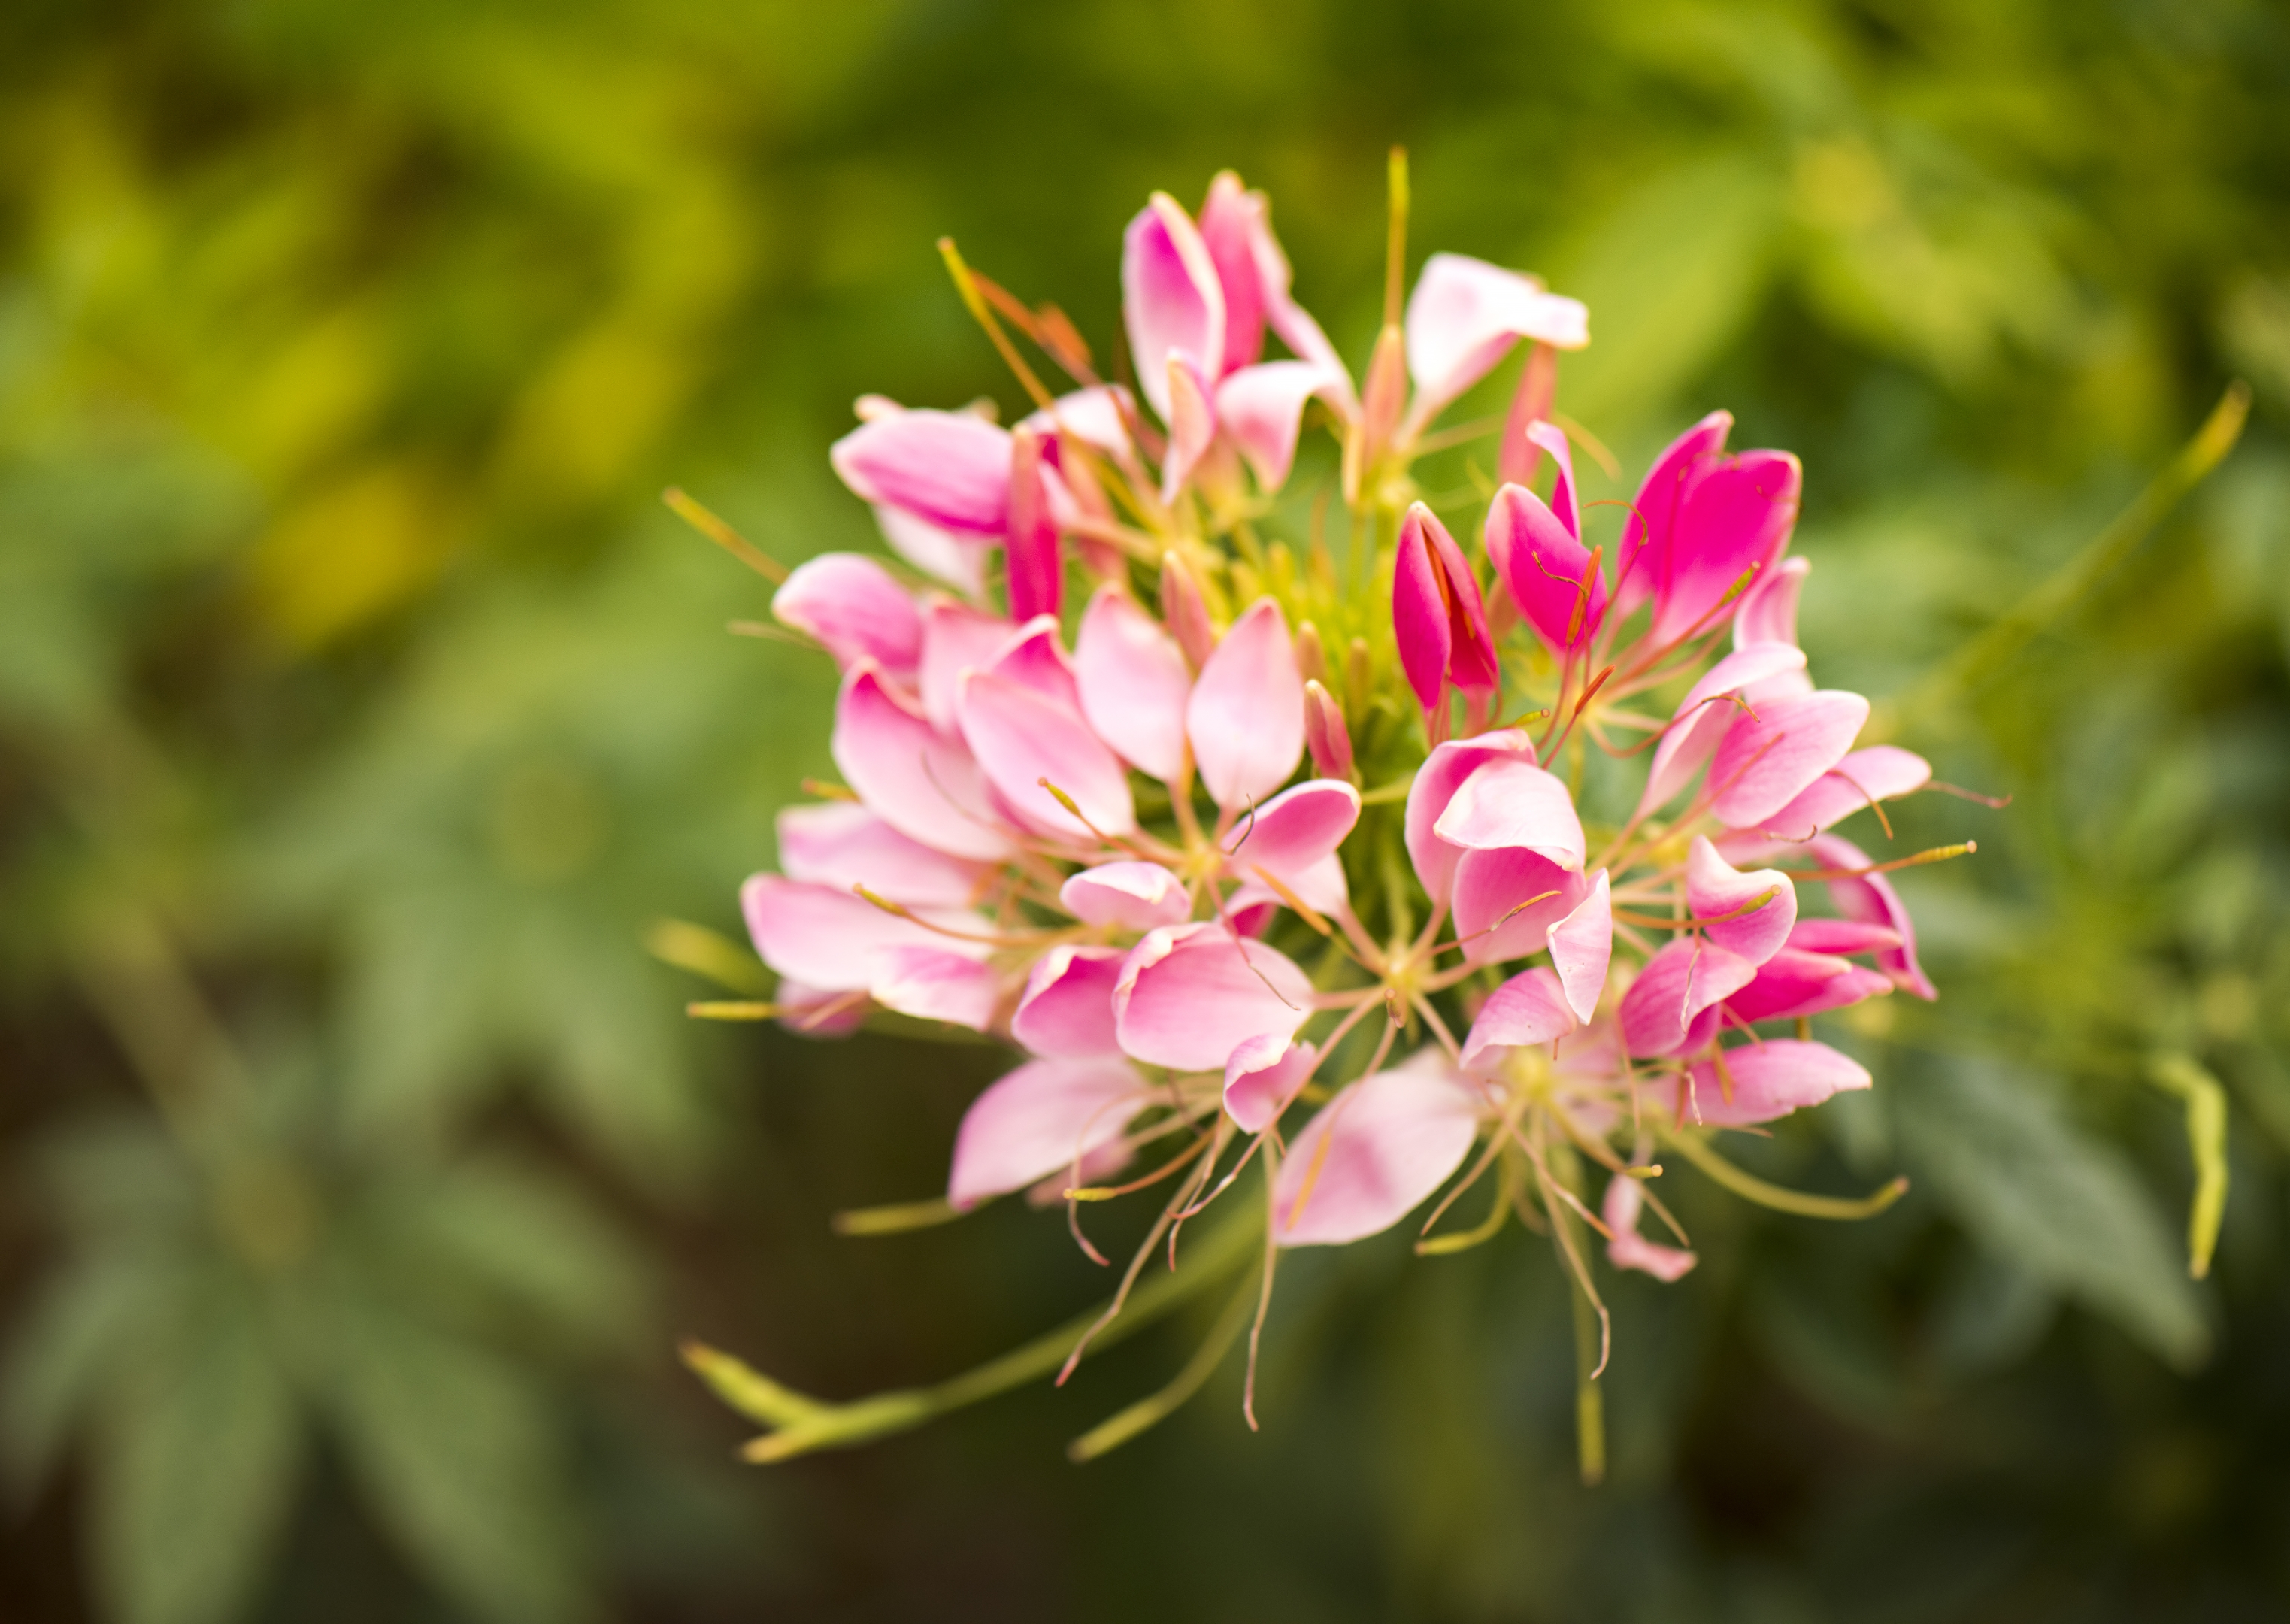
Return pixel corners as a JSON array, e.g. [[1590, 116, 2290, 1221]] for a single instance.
[[1548, 870, 1613, 1023], [1660, 1039, 1872, 1129], [1123, 193, 1225, 423], [1451, 849, 1589, 966], [773, 553, 922, 677], [1761, 746, 1933, 840], [1637, 642, 1809, 817], [948, 1056, 1148, 1210], [1433, 757, 1586, 870], [1228, 778, 1362, 882], [1686, 836, 1798, 965], [1074, 585, 1191, 783], [1215, 361, 1338, 492], [832, 664, 1011, 860], [1272, 1054, 1487, 1247], [1187, 598, 1304, 810], [1812, 832, 1937, 1000], [978, 614, 1082, 713], [1486, 480, 1607, 656], [1404, 729, 1537, 904], [956, 668, 1136, 841], [738, 874, 983, 993], [1198, 171, 1267, 374], [1648, 450, 1803, 647], [919, 600, 1016, 735], [1404, 253, 1589, 423], [1461, 965, 1577, 1074], [1734, 554, 1810, 649], [1619, 938, 1759, 1058], [1725, 950, 1892, 1024], [1223, 1035, 1316, 1133], [870, 946, 1000, 1030], [1709, 690, 1870, 830], [831, 409, 1013, 537], [1604, 1176, 1698, 1282], [1060, 861, 1190, 932], [1010, 945, 1126, 1057], [1614, 410, 1732, 620], [776, 802, 988, 909], [1113, 923, 1312, 1073], [1788, 918, 1901, 956]]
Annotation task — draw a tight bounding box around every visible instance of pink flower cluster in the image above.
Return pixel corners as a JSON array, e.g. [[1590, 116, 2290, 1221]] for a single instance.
[[726, 168, 1962, 1426]]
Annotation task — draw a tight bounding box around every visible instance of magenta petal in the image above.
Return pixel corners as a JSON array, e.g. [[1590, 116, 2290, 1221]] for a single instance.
[[1223, 1035, 1316, 1133], [1604, 1176, 1698, 1282], [1404, 253, 1590, 423], [1812, 833, 1937, 1000], [1649, 450, 1804, 647], [1619, 938, 1759, 1058], [1072, 585, 1191, 783], [1433, 758, 1586, 869], [1005, 429, 1064, 623], [1615, 410, 1732, 620], [1198, 172, 1267, 374], [918, 600, 1016, 735], [956, 668, 1135, 841], [948, 1056, 1147, 1210], [1761, 746, 1934, 840], [1686, 836, 1798, 965], [1710, 690, 1870, 829], [1460, 966, 1577, 1074], [1060, 861, 1190, 931], [1787, 918, 1902, 956], [1272, 1054, 1486, 1247], [1734, 554, 1810, 649], [1662, 1039, 1872, 1129], [1451, 848, 1587, 965], [739, 874, 977, 992], [832, 664, 1011, 860], [1549, 870, 1613, 1023], [1010, 945, 1126, 1057], [1113, 923, 1312, 1072], [1123, 193, 1225, 424], [831, 409, 1013, 537], [1637, 642, 1810, 817], [1486, 480, 1606, 656], [1216, 361, 1336, 493], [870, 946, 1000, 1030], [1403, 729, 1537, 904], [1725, 950, 1890, 1023], [1392, 508, 1453, 711], [776, 802, 987, 908], [1187, 598, 1304, 810], [773, 553, 922, 677]]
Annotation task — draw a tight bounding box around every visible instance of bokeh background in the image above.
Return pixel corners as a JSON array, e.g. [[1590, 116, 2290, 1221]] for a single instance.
[[5, 0, 2289, 1619]]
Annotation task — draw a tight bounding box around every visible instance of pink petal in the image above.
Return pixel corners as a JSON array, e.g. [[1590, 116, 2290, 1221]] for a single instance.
[[1272, 1053, 1487, 1247], [776, 802, 988, 909], [1496, 343, 1560, 486], [1549, 870, 1613, 1022], [1619, 938, 1759, 1058], [831, 408, 1013, 537], [1005, 429, 1063, 623], [774, 978, 868, 1037], [1074, 585, 1191, 783], [1648, 450, 1804, 647], [1403, 729, 1537, 904], [874, 506, 988, 599], [772, 553, 922, 677], [1223, 1035, 1316, 1133], [1686, 836, 1798, 965], [1304, 680, 1353, 780], [831, 664, 1012, 860], [1708, 690, 1870, 830], [1614, 410, 1732, 620], [1186, 598, 1304, 810], [1122, 193, 1225, 423], [1113, 922, 1312, 1072], [919, 599, 1017, 735], [948, 1056, 1148, 1210], [1215, 361, 1337, 492], [1394, 504, 1499, 707], [738, 874, 979, 992], [1787, 918, 1901, 956], [1486, 478, 1606, 656], [1238, 194, 1356, 411], [1604, 1176, 1698, 1282], [1451, 849, 1589, 965], [1460, 965, 1577, 1073], [1197, 171, 1267, 374], [1228, 850, 1350, 919], [955, 668, 1135, 841], [1019, 386, 1136, 459], [870, 946, 1000, 1030], [1759, 746, 1933, 841], [1734, 554, 1810, 649], [1160, 353, 1219, 503], [977, 614, 1083, 713], [1637, 642, 1810, 817], [1010, 945, 1126, 1057], [1811, 833, 1937, 1000], [1660, 1038, 1872, 1128], [1227, 778, 1361, 880], [1060, 861, 1191, 931], [1404, 253, 1590, 423], [1725, 949, 1891, 1023], [1432, 757, 1586, 869]]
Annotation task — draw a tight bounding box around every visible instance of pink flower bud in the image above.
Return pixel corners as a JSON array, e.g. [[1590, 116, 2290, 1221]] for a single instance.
[[1303, 679, 1353, 780]]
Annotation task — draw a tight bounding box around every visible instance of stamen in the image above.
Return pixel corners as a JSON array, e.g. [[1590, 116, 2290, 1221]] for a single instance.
[[1792, 841, 1976, 880], [800, 777, 858, 801], [833, 1197, 963, 1235], [1067, 1277, 1258, 1462], [663, 487, 789, 582], [686, 1001, 778, 1020], [851, 884, 1058, 947], [1247, 866, 1333, 937], [935, 238, 1058, 411]]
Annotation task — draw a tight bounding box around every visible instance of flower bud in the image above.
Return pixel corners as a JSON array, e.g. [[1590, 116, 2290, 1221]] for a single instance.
[[1159, 551, 1217, 670], [1304, 679, 1354, 781]]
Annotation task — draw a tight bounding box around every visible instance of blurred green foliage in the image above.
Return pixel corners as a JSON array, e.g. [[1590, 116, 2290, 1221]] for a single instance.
[[2, 0, 2286, 1619]]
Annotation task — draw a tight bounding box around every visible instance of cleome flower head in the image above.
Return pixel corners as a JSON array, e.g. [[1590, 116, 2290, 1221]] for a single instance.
[[676, 154, 1983, 1477]]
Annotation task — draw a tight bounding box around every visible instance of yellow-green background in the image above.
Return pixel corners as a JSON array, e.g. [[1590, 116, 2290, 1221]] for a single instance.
[[5, 1, 2288, 1619]]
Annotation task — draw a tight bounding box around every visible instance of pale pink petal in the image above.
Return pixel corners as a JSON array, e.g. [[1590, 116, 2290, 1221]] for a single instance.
[[874, 506, 987, 598], [1060, 861, 1190, 931], [1451, 849, 1589, 965], [1198, 172, 1267, 374], [1006, 429, 1063, 623], [1614, 410, 1732, 620], [948, 1056, 1148, 1210], [1226, 849, 1350, 919], [1010, 945, 1126, 1057], [1227, 778, 1361, 880], [1660, 1039, 1872, 1129], [1460, 966, 1577, 1074], [1122, 193, 1225, 423], [1636, 642, 1810, 817], [774, 978, 868, 1037], [831, 664, 1011, 860], [1548, 870, 1613, 1023], [1604, 1177, 1698, 1282], [1734, 554, 1810, 649], [1187, 598, 1304, 810], [1787, 918, 1901, 956], [1403, 729, 1537, 904], [1709, 690, 1870, 829], [1648, 450, 1804, 647], [1074, 585, 1191, 783], [1113, 922, 1312, 1072], [1223, 1035, 1316, 1133], [1432, 757, 1586, 869], [1725, 950, 1892, 1023], [1686, 836, 1798, 965], [1811, 832, 1937, 1000], [919, 599, 1017, 735], [1214, 361, 1336, 492], [955, 668, 1136, 841], [1019, 386, 1135, 459], [870, 946, 1000, 1031], [1160, 353, 1218, 503], [977, 614, 1082, 712], [1404, 253, 1590, 423], [1758, 746, 1934, 840], [738, 874, 978, 992], [772, 553, 922, 677], [776, 802, 987, 908], [1619, 938, 1760, 1058], [1273, 1054, 1487, 1247], [831, 409, 1013, 537]]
